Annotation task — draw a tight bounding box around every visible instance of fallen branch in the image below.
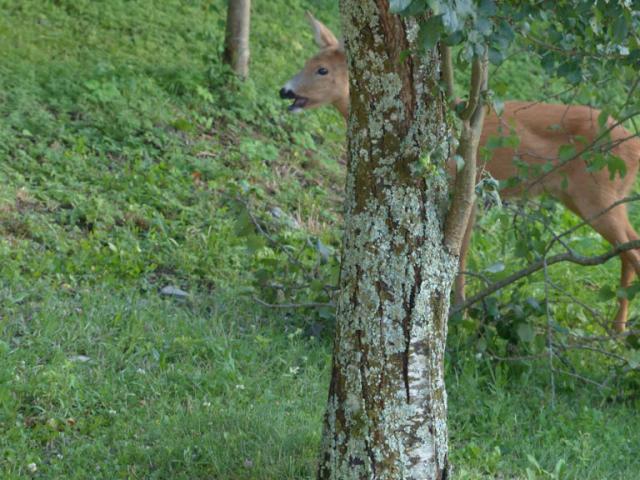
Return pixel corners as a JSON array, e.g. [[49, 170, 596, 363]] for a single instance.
[[253, 296, 332, 309]]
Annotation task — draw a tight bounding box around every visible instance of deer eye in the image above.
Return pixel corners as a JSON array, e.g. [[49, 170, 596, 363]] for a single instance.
[[317, 67, 329, 76]]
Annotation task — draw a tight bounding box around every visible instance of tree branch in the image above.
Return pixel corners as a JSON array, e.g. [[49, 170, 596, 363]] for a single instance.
[[444, 51, 488, 254], [253, 296, 332, 309], [450, 239, 640, 316], [459, 56, 485, 121], [547, 195, 640, 250], [439, 45, 455, 107]]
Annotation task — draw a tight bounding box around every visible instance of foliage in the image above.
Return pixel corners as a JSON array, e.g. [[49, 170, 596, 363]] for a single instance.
[[388, 0, 640, 362]]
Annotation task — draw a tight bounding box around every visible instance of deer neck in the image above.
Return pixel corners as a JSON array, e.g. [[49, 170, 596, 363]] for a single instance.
[[334, 95, 350, 121]]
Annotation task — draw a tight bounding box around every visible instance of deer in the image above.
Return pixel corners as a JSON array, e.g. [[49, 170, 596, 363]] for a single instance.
[[280, 13, 640, 332]]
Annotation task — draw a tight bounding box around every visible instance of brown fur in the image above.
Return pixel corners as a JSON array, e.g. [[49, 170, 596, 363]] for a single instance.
[[282, 14, 640, 331]]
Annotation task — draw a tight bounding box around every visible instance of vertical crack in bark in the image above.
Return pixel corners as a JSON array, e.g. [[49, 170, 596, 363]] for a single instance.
[[403, 264, 421, 403], [355, 329, 378, 478], [439, 454, 449, 480]]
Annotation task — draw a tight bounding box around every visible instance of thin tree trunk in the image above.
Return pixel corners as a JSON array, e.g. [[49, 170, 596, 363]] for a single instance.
[[317, 2, 456, 479], [223, 0, 251, 79]]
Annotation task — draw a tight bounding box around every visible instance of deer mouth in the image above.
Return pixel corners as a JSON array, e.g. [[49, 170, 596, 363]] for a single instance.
[[288, 96, 309, 112]]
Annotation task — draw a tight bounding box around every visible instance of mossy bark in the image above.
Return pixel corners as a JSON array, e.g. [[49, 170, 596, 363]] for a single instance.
[[317, 2, 456, 479]]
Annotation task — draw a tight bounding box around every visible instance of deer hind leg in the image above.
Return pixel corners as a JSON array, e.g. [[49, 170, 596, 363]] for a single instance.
[[616, 254, 636, 332], [615, 223, 640, 332], [454, 203, 477, 308], [576, 202, 640, 332]]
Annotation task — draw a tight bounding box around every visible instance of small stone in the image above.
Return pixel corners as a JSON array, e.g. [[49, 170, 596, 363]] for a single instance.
[[269, 207, 283, 218], [68, 355, 91, 363], [160, 286, 189, 298]]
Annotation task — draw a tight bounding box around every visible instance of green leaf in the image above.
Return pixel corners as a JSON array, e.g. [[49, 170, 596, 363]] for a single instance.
[[443, 30, 464, 46], [598, 110, 610, 129], [418, 15, 444, 51], [454, 0, 474, 18], [550, 320, 570, 335], [390, 0, 414, 14], [558, 144, 576, 163], [486, 135, 503, 149], [624, 350, 640, 370], [234, 211, 254, 236], [426, 0, 444, 15], [526, 297, 542, 312], [478, 0, 497, 16], [474, 16, 492, 36], [318, 306, 335, 321], [612, 14, 629, 43], [585, 152, 607, 173], [598, 285, 615, 301], [488, 47, 504, 64], [491, 97, 504, 116], [172, 117, 194, 133], [503, 133, 520, 149], [623, 282, 640, 301], [441, 8, 459, 33], [398, 49, 411, 63], [516, 323, 535, 343], [246, 235, 266, 253], [606, 154, 627, 180], [558, 61, 582, 84], [626, 333, 640, 350]]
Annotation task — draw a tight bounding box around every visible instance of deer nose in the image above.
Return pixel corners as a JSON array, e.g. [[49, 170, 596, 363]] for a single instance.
[[280, 88, 296, 99]]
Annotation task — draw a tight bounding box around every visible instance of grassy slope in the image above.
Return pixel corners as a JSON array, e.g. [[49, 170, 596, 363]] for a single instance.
[[1, 1, 639, 478]]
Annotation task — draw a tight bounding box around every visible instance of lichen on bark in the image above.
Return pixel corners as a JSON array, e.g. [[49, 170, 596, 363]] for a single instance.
[[317, 2, 457, 479]]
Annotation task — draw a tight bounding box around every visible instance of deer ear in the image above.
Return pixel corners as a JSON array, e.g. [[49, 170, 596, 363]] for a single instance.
[[306, 11, 339, 49]]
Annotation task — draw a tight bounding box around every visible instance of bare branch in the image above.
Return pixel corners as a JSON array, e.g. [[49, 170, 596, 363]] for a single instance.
[[548, 195, 640, 250], [459, 56, 485, 121], [551, 367, 608, 389], [525, 34, 628, 62], [450, 239, 640, 316], [253, 296, 332, 309], [546, 278, 606, 326], [439, 45, 455, 107]]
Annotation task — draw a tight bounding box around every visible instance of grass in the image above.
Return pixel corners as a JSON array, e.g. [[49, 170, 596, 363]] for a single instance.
[[1, 287, 328, 478], [1, 0, 640, 478]]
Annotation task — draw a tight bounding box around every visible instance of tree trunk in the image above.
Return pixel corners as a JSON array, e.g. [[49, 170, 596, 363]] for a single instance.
[[223, 0, 251, 79], [317, 2, 456, 480]]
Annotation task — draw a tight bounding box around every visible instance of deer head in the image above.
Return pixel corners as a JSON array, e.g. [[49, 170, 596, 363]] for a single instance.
[[279, 12, 349, 119]]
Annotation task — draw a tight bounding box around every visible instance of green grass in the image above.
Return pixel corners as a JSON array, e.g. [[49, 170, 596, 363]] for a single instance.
[[1, 0, 640, 478]]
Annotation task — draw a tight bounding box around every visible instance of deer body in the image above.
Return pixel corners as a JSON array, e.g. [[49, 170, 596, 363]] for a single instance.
[[281, 14, 640, 331]]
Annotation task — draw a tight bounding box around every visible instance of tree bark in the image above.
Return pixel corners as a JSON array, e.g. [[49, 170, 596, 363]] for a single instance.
[[223, 0, 251, 79], [317, 2, 456, 479]]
